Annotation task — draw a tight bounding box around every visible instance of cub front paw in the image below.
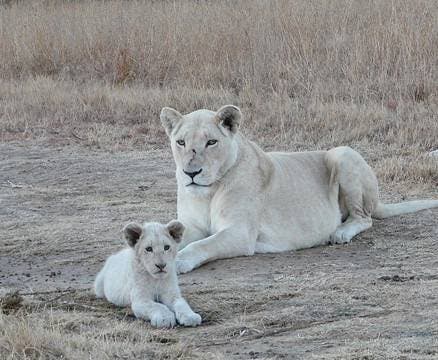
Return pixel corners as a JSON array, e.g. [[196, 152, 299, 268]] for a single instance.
[[177, 311, 202, 327], [150, 310, 176, 328]]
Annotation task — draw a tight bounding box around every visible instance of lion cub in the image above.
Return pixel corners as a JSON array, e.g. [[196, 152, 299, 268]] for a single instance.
[[94, 220, 201, 328]]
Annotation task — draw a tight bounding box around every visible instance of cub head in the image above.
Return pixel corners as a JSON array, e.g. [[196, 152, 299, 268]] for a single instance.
[[160, 105, 241, 195], [123, 220, 185, 279]]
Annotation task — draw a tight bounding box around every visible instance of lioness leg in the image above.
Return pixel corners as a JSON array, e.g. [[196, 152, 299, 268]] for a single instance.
[[176, 226, 256, 273], [330, 217, 372, 244], [326, 146, 378, 244], [178, 223, 208, 250]]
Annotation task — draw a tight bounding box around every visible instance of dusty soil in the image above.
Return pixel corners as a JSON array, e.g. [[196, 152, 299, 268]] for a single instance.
[[1, 141, 438, 359]]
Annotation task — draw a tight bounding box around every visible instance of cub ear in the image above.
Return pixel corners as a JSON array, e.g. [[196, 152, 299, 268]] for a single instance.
[[166, 220, 185, 243], [123, 222, 143, 247], [215, 105, 241, 134], [160, 107, 183, 136]]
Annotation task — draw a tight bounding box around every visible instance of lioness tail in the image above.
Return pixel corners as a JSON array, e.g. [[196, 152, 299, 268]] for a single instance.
[[373, 200, 438, 219]]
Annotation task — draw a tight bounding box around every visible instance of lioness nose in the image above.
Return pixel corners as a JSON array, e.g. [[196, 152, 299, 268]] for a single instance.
[[183, 169, 202, 179], [155, 263, 166, 270]]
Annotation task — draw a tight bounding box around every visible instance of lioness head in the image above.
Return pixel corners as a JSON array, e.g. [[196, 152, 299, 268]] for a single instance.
[[160, 105, 241, 194], [123, 220, 185, 279]]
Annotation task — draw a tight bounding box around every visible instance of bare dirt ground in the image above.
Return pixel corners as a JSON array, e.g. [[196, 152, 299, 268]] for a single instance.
[[1, 140, 437, 359]]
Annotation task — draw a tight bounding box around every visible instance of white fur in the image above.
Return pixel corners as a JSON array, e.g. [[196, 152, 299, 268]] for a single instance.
[[94, 221, 201, 328], [160, 105, 438, 274]]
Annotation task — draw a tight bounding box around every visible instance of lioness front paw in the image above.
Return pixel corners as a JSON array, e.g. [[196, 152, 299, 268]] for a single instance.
[[329, 229, 352, 245], [150, 310, 176, 328], [176, 259, 196, 274], [177, 311, 202, 327]]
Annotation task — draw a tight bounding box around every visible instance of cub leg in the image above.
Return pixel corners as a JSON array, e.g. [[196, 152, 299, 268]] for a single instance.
[[172, 298, 201, 327], [131, 299, 176, 328], [326, 146, 378, 244]]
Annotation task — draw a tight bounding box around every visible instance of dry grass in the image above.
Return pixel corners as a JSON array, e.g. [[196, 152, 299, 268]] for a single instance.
[[1, 0, 437, 95], [0, 306, 199, 360]]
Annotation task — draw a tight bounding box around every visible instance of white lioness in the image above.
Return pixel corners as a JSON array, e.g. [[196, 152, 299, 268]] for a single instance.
[[94, 220, 202, 328], [160, 105, 438, 274]]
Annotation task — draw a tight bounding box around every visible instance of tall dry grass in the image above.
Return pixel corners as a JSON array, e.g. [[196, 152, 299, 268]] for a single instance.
[[0, 0, 437, 188], [1, 0, 437, 98]]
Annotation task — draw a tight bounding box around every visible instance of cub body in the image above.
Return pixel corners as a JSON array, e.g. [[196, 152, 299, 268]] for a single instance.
[[94, 221, 201, 328]]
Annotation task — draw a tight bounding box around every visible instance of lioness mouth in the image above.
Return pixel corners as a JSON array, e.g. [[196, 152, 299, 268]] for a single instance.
[[186, 182, 211, 187]]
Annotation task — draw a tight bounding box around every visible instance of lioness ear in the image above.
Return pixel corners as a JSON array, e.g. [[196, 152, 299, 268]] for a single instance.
[[215, 105, 241, 134], [160, 107, 183, 136], [166, 220, 185, 243], [123, 222, 143, 247]]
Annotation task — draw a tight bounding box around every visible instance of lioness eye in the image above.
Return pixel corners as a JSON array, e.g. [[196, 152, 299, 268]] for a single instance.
[[164, 245, 170, 251], [206, 139, 217, 147], [145, 246, 153, 252], [176, 140, 185, 147]]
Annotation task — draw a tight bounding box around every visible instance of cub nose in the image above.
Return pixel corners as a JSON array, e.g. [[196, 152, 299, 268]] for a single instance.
[[183, 168, 202, 179], [155, 263, 166, 271]]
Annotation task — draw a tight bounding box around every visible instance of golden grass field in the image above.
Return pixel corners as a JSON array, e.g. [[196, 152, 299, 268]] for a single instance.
[[1, 0, 437, 359]]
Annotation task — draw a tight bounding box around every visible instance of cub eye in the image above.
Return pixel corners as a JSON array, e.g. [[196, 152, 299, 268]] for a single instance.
[[164, 245, 170, 251], [206, 139, 217, 147], [176, 140, 185, 147], [145, 246, 153, 252]]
